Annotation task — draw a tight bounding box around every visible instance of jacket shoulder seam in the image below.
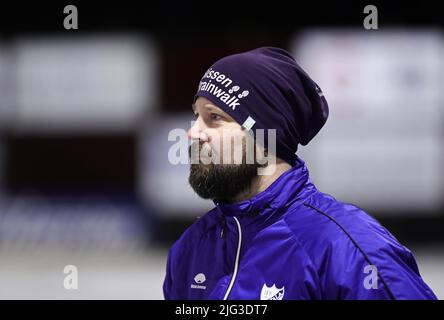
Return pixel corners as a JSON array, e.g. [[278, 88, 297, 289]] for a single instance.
[[301, 200, 397, 300], [281, 219, 321, 293]]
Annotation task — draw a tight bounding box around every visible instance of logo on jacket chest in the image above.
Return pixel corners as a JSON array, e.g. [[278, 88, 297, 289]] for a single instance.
[[260, 283, 285, 300], [190, 273, 207, 290]]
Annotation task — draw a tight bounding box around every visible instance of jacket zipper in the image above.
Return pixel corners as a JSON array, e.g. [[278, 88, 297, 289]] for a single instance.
[[223, 216, 242, 300]]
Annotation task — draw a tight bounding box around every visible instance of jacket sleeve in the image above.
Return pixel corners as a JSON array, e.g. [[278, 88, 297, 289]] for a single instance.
[[163, 249, 174, 300], [324, 236, 438, 300]]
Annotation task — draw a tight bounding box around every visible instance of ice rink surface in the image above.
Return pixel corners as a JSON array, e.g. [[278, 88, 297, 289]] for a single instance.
[[0, 245, 442, 300]]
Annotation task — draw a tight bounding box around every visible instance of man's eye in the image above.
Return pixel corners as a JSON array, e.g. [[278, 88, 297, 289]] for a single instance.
[[210, 113, 223, 121]]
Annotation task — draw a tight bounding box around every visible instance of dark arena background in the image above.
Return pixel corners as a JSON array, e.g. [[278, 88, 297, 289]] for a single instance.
[[0, 1, 443, 299]]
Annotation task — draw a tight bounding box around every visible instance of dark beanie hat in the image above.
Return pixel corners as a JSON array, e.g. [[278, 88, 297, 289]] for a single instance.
[[194, 47, 329, 166]]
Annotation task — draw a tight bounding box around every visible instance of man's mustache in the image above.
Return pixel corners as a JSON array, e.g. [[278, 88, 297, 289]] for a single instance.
[[188, 142, 213, 161]]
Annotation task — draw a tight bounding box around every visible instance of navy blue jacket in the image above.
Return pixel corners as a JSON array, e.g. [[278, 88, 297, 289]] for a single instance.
[[163, 156, 437, 300]]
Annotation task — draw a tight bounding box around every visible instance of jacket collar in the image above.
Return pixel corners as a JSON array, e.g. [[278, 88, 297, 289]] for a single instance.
[[213, 155, 313, 217]]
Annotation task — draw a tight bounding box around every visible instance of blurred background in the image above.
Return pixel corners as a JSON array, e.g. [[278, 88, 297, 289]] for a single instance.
[[0, 2, 443, 299]]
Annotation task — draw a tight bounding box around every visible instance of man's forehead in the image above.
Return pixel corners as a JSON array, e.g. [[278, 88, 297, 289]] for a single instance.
[[193, 97, 237, 122], [192, 101, 225, 114]]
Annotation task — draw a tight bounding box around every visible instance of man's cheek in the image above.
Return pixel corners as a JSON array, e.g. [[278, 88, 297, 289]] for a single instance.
[[198, 143, 214, 164], [221, 135, 244, 164], [203, 140, 220, 162]]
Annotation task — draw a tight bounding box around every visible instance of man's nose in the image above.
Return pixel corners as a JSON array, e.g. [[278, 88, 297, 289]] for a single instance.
[[187, 119, 209, 142]]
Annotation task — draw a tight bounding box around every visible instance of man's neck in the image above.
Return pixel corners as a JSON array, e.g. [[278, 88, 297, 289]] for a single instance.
[[229, 159, 292, 203]]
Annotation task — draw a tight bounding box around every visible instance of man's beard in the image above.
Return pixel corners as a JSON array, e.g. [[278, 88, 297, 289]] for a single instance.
[[188, 140, 265, 203]]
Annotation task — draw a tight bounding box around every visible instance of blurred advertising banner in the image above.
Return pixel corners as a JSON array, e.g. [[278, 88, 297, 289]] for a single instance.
[[291, 29, 444, 214], [0, 34, 158, 132]]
